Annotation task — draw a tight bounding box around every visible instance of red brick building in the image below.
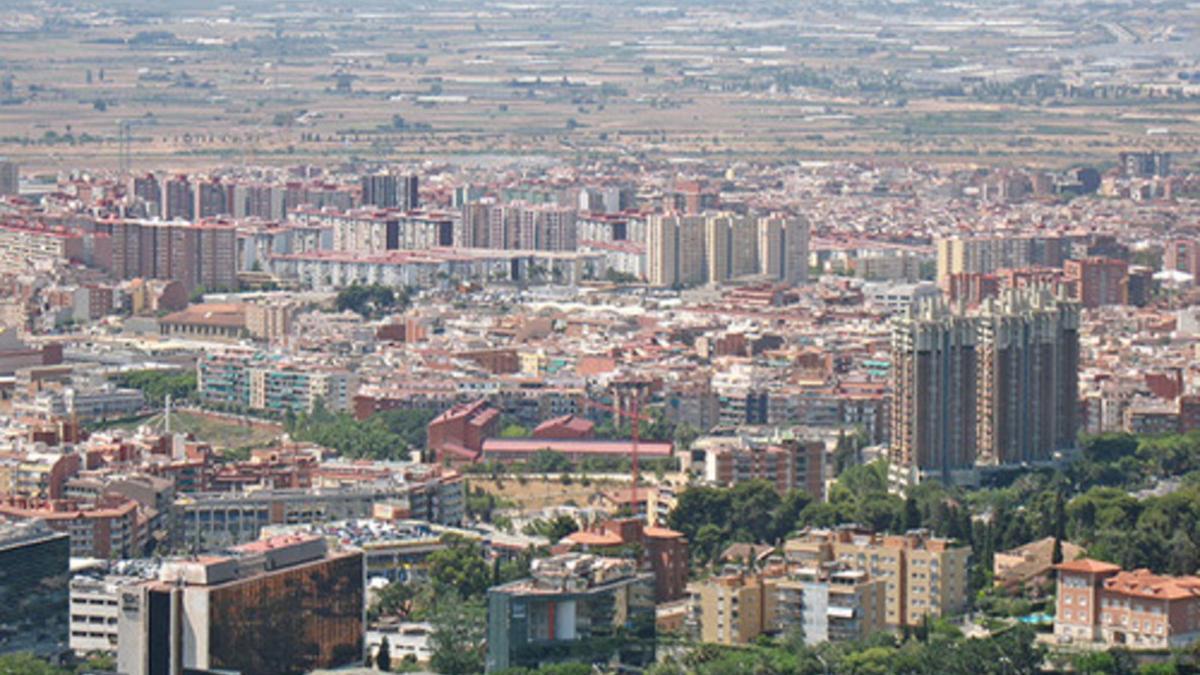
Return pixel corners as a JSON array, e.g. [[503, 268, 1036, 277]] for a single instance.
[[426, 399, 500, 464], [532, 414, 595, 440], [1064, 257, 1129, 308]]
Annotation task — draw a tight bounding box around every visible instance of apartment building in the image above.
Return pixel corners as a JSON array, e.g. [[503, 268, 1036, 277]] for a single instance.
[[775, 566, 886, 645], [690, 573, 774, 645], [0, 223, 86, 273], [197, 349, 357, 414], [935, 235, 1066, 284], [891, 287, 1079, 482], [104, 219, 237, 292], [757, 213, 810, 286], [692, 436, 825, 499], [1064, 257, 1129, 308], [1055, 559, 1200, 650], [486, 553, 656, 672], [687, 563, 885, 647], [783, 527, 970, 629], [647, 213, 705, 287], [0, 495, 148, 558]]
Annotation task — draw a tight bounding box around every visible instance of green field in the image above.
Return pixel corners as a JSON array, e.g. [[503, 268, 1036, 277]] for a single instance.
[[98, 410, 282, 452]]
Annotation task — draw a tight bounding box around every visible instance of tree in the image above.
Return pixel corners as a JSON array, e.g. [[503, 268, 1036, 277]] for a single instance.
[[376, 636, 392, 672], [428, 591, 486, 674], [901, 496, 921, 532], [371, 581, 416, 621], [544, 514, 579, 541], [0, 653, 67, 675], [427, 535, 491, 599], [336, 283, 406, 319], [526, 449, 572, 474], [499, 423, 529, 438], [113, 368, 197, 407]]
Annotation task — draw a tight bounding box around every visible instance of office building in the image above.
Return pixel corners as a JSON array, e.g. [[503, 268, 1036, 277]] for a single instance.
[[783, 527, 970, 629], [117, 535, 364, 675], [0, 519, 70, 654], [486, 553, 656, 672], [1054, 559, 1200, 650]]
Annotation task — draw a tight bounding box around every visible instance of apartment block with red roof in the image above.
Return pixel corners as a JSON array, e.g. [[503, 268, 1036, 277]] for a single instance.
[[1054, 559, 1200, 649]]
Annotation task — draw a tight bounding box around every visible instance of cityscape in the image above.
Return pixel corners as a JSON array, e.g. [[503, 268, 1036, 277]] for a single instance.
[[0, 1, 1199, 674]]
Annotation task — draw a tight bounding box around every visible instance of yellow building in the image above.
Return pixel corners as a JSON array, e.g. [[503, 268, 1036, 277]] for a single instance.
[[784, 527, 970, 628], [688, 573, 775, 645]]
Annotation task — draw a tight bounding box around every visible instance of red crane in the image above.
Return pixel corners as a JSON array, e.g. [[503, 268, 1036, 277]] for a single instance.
[[580, 379, 654, 513]]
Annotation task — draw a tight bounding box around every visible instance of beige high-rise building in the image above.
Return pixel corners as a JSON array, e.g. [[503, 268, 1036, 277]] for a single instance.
[[935, 235, 1066, 285], [783, 528, 970, 629], [703, 213, 758, 283], [758, 214, 810, 286], [647, 214, 705, 288]]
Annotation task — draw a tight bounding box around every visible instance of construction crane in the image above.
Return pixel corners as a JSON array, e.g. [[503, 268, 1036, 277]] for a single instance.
[[580, 377, 655, 513], [117, 117, 157, 175]]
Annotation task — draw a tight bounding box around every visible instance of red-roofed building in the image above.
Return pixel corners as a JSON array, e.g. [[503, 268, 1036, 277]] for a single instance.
[[1054, 559, 1200, 648], [0, 494, 147, 558], [532, 414, 595, 440], [480, 438, 673, 465], [563, 517, 688, 602], [427, 399, 500, 464]]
